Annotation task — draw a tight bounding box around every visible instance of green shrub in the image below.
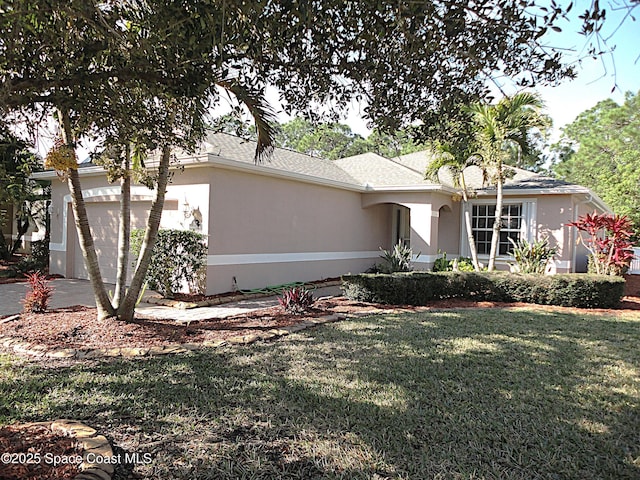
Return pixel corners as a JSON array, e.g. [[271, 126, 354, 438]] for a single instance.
[[433, 251, 475, 272], [378, 242, 418, 273], [131, 228, 207, 298], [508, 237, 556, 274], [341, 272, 625, 309]]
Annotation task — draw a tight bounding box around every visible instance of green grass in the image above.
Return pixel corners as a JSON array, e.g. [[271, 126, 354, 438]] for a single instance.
[[1, 308, 640, 479]]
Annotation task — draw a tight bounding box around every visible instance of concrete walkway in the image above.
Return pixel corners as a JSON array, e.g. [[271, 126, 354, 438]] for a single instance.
[[0, 278, 342, 319]]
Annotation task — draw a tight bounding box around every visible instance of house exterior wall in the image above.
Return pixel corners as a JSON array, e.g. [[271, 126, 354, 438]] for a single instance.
[[48, 170, 210, 283], [361, 191, 454, 269], [205, 167, 388, 293], [458, 193, 600, 273], [437, 203, 461, 258]]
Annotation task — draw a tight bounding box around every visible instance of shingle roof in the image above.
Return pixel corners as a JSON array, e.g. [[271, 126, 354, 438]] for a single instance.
[[333, 152, 433, 187], [160, 132, 591, 195], [202, 132, 359, 186]]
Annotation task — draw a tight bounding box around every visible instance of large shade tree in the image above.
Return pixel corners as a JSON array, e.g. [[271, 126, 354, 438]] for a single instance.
[[1, 1, 587, 320], [552, 91, 640, 239]]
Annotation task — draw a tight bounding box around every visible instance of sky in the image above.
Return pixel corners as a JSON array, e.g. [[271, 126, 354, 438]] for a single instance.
[[260, 3, 640, 142], [31, 3, 639, 157]]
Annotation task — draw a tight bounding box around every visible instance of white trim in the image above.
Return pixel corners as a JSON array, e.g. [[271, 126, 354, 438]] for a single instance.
[[207, 251, 380, 266], [49, 185, 155, 252], [459, 198, 537, 258]]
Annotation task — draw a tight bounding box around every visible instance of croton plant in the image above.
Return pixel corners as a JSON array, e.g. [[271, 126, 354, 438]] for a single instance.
[[568, 212, 635, 276]]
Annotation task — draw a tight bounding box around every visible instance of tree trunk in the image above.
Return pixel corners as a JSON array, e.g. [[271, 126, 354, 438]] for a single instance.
[[459, 174, 481, 271], [10, 208, 29, 254], [0, 230, 9, 260], [117, 146, 171, 321], [59, 109, 116, 320], [113, 145, 131, 307], [487, 161, 504, 272]]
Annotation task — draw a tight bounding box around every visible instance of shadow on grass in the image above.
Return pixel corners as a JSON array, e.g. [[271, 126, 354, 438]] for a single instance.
[[1, 307, 639, 479]]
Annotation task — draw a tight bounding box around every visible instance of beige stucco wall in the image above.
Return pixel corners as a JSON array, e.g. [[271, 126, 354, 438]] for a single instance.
[[49, 165, 391, 293], [48, 169, 211, 283], [205, 167, 389, 293]]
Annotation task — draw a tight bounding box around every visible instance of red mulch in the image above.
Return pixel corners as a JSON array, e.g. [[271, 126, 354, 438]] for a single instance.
[[1, 276, 639, 353], [0, 424, 83, 480]]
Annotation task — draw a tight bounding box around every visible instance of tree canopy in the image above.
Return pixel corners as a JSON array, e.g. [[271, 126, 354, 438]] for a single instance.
[[0, 125, 44, 260], [274, 118, 423, 160], [0, 0, 617, 319], [552, 91, 640, 238]]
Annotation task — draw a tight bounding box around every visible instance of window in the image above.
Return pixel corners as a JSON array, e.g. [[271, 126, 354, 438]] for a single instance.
[[471, 204, 522, 255]]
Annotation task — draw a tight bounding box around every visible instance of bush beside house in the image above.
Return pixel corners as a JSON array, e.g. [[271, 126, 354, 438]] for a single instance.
[[341, 272, 625, 309]]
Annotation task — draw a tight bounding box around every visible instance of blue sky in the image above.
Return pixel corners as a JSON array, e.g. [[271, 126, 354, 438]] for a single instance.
[[338, 4, 640, 141], [517, 3, 639, 139]]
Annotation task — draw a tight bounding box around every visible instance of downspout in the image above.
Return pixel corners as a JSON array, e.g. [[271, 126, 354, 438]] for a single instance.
[[571, 193, 593, 273]]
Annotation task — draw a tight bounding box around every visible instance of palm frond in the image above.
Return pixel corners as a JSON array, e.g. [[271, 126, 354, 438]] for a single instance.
[[216, 79, 277, 163]]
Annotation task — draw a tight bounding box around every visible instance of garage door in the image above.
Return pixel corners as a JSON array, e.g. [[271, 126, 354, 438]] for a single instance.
[[71, 201, 151, 283]]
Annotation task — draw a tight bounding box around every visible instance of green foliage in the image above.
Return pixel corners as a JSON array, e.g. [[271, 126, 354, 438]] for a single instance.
[[342, 272, 625, 309], [130, 229, 207, 298], [433, 251, 476, 272], [0, 126, 46, 259], [378, 242, 418, 274], [278, 286, 315, 314], [21, 271, 53, 313], [508, 237, 556, 274], [432, 251, 452, 272], [275, 118, 424, 160], [552, 91, 640, 238]]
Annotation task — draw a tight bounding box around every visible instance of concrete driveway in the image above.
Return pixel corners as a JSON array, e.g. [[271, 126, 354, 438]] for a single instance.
[[0, 278, 342, 320], [0, 279, 102, 316]]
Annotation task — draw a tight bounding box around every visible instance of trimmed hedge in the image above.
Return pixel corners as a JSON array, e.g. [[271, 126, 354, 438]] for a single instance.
[[341, 272, 626, 309]]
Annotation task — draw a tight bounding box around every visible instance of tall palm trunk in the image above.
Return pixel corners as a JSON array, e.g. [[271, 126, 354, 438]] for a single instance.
[[113, 144, 131, 306], [458, 172, 481, 271], [59, 109, 115, 320], [117, 146, 171, 321], [487, 160, 504, 272]]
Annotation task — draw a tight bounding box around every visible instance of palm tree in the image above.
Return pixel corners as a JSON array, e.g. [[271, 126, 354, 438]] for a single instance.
[[55, 83, 277, 321], [466, 92, 548, 271], [425, 145, 483, 271]]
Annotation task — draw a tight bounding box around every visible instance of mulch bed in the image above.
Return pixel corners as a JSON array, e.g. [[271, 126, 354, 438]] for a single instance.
[[1, 275, 640, 353], [0, 424, 83, 480]]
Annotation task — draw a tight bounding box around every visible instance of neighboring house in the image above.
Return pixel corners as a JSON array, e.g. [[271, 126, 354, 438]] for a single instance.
[[0, 201, 47, 255], [33, 132, 610, 294]]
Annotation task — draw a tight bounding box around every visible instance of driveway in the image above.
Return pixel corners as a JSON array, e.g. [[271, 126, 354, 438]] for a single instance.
[[0, 279, 101, 316], [0, 279, 342, 319]]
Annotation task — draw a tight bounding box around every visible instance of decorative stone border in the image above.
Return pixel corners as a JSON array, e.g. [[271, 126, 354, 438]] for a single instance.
[[0, 313, 348, 360], [5, 419, 114, 480], [144, 280, 343, 309]]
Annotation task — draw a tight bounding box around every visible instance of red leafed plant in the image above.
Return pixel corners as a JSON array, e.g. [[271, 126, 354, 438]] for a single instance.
[[21, 271, 54, 313], [278, 286, 314, 314], [567, 212, 635, 275]]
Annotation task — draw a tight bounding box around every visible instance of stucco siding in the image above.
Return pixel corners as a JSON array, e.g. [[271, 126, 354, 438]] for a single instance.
[[206, 167, 388, 293]]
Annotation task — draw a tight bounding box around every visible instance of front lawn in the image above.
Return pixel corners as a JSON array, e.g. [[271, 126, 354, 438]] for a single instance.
[[1, 307, 639, 479]]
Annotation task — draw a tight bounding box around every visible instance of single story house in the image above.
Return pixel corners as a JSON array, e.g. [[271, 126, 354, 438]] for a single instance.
[[34, 132, 610, 294]]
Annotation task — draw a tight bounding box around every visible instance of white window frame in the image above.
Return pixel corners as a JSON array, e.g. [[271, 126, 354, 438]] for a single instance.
[[460, 198, 537, 261]]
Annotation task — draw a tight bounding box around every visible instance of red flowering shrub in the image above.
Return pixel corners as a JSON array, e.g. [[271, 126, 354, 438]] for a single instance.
[[278, 287, 314, 314], [568, 212, 634, 275], [21, 272, 54, 313]]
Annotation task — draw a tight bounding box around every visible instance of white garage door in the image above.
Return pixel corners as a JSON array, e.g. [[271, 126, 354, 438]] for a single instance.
[[71, 201, 151, 283]]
